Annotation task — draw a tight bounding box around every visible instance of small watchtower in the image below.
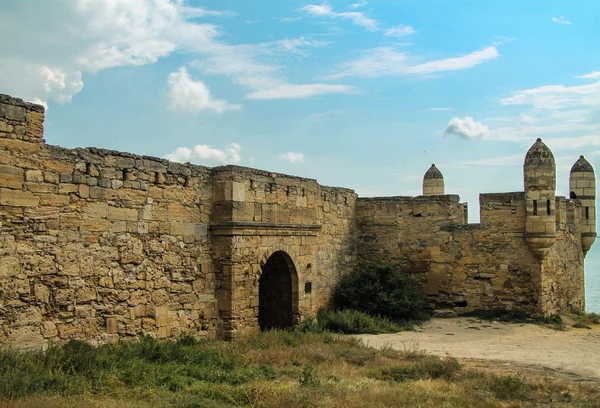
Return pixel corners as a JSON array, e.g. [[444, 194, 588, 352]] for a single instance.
[[423, 164, 444, 196], [524, 138, 556, 259], [570, 155, 597, 255]]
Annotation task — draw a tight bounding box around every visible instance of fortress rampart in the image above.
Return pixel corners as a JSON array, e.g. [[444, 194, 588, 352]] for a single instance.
[[0, 93, 595, 348]]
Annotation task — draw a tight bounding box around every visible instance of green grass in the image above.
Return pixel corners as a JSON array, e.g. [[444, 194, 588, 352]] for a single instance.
[[298, 309, 416, 334], [1, 331, 598, 407], [462, 308, 564, 329], [572, 311, 600, 328]]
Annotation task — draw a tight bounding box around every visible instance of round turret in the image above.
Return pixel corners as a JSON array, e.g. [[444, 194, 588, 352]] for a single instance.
[[569, 155, 596, 255], [523, 138, 557, 260], [423, 164, 444, 196]]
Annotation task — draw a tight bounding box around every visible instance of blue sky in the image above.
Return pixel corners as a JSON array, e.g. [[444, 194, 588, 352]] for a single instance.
[[0, 0, 599, 222]]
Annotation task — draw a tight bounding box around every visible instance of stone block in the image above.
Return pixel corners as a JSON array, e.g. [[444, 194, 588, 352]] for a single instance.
[[106, 317, 118, 334], [39, 194, 70, 206], [0, 103, 26, 121], [108, 207, 138, 221], [0, 256, 20, 277], [0, 164, 23, 189], [105, 156, 135, 168], [80, 219, 111, 232], [0, 188, 39, 207], [25, 170, 43, 182], [24, 182, 56, 194]]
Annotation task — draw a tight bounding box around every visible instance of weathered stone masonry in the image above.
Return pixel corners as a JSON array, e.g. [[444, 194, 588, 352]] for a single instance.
[[0, 93, 596, 348]]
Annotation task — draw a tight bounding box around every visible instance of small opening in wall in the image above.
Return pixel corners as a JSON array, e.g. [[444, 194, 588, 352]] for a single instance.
[[570, 191, 577, 199], [546, 200, 551, 215], [533, 200, 538, 216], [304, 282, 312, 294], [586, 207, 590, 220], [454, 300, 467, 308]]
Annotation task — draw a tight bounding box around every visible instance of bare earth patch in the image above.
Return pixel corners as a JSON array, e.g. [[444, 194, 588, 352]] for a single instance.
[[355, 317, 600, 381]]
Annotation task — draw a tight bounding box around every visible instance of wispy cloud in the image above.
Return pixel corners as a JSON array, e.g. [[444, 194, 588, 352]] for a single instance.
[[301, 4, 378, 31], [246, 84, 355, 100], [426, 107, 452, 111], [330, 46, 499, 78], [444, 117, 491, 140], [384, 25, 415, 37], [500, 80, 600, 109], [552, 16, 572, 25], [577, 71, 600, 79], [349, 0, 368, 9], [279, 152, 305, 163], [166, 67, 240, 113], [192, 36, 357, 100], [277, 36, 328, 56], [165, 143, 242, 164]]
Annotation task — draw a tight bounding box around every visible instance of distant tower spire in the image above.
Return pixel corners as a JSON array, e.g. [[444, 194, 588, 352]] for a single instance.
[[524, 138, 556, 260], [570, 155, 596, 255], [423, 164, 445, 196]]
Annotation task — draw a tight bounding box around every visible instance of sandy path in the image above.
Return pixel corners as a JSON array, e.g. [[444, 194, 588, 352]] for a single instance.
[[355, 318, 600, 380]]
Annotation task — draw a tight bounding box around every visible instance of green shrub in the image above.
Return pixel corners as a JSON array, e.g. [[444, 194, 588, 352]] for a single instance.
[[333, 264, 426, 321]]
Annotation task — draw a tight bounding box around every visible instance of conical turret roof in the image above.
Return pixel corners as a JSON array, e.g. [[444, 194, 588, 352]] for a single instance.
[[424, 164, 443, 180], [570, 155, 594, 173], [524, 138, 555, 166]]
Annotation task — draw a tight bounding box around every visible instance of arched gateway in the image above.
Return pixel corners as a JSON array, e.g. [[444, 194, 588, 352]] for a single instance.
[[258, 251, 299, 330]]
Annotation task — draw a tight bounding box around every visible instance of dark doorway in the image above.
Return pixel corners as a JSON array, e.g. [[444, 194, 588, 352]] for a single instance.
[[259, 251, 296, 330]]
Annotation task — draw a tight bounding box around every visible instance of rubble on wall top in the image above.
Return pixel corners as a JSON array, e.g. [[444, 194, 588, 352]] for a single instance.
[[0, 93, 45, 113], [358, 194, 461, 203]]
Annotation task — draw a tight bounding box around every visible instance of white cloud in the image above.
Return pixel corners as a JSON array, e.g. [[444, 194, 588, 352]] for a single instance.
[[500, 80, 600, 109], [577, 71, 600, 79], [279, 152, 305, 163], [301, 4, 378, 31], [426, 107, 452, 111], [0, 1, 349, 106], [330, 46, 499, 78], [384, 25, 415, 37], [277, 36, 328, 56], [444, 117, 491, 140], [0, 0, 226, 104], [545, 135, 600, 151], [193, 42, 357, 100], [166, 67, 239, 113], [164, 143, 241, 164], [349, 1, 368, 9], [552, 16, 572, 25], [485, 76, 600, 149]]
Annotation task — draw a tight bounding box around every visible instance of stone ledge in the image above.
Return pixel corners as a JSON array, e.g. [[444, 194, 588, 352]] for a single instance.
[[210, 221, 321, 236]]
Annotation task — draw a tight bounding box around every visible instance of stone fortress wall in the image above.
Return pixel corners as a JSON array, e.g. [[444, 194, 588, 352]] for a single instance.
[[0, 93, 596, 348], [0, 94, 356, 347]]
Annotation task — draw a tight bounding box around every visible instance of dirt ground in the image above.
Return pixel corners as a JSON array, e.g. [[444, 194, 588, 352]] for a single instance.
[[355, 318, 600, 381]]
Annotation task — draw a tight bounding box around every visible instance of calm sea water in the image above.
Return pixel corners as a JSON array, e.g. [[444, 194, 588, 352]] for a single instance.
[[586, 245, 600, 313]]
